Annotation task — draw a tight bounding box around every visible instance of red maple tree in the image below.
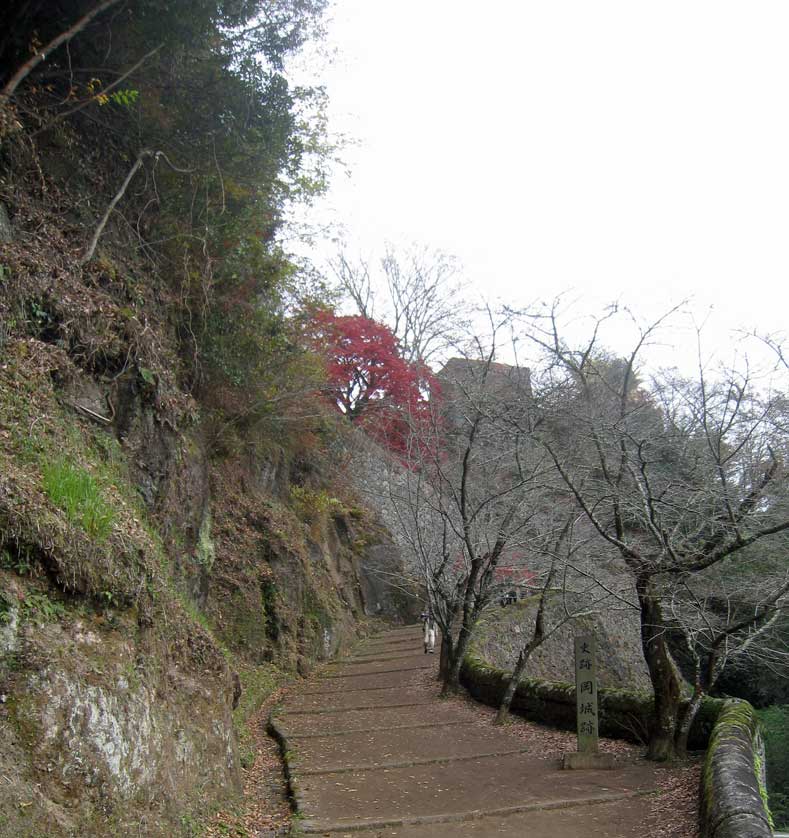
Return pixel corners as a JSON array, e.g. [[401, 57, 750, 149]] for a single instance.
[[306, 310, 439, 455]]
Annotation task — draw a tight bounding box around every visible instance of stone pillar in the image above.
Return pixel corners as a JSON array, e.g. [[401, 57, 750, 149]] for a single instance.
[[574, 635, 599, 753], [563, 634, 615, 769]]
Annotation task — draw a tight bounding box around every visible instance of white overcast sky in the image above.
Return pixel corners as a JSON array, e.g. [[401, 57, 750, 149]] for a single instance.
[[287, 1, 789, 371]]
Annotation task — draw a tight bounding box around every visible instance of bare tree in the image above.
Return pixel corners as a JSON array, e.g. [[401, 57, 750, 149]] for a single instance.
[[329, 242, 471, 367], [668, 569, 789, 753], [496, 516, 629, 724], [519, 300, 789, 760], [81, 149, 193, 263], [386, 318, 551, 693]]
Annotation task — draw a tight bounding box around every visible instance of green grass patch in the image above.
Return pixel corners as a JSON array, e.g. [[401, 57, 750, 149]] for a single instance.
[[41, 459, 115, 539]]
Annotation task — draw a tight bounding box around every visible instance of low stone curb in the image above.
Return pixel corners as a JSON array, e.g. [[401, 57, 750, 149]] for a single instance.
[[323, 664, 433, 678], [280, 700, 432, 716], [294, 745, 533, 776], [460, 653, 724, 749], [267, 715, 306, 817], [296, 789, 655, 834], [700, 700, 772, 838], [282, 719, 476, 740]]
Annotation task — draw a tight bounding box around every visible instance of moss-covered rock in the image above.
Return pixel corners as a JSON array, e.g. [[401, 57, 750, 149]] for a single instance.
[[700, 700, 772, 838]]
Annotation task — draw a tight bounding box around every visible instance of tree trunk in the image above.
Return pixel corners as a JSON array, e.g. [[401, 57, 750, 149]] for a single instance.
[[674, 686, 703, 755], [442, 623, 473, 694], [438, 631, 453, 683], [636, 574, 681, 761], [675, 649, 719, 755], [496, 649, 529, 724], [496, 566, 552, 725]]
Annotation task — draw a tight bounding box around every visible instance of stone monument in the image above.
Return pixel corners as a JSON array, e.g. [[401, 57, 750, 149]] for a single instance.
[[562, 634, 615, 769]]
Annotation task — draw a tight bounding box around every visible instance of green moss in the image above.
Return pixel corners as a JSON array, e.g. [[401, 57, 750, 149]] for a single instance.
[[5, 693, 40, 748], [754, 751, 774, 829], [701, 700, 771, 835], [757, 705, 789, 829]]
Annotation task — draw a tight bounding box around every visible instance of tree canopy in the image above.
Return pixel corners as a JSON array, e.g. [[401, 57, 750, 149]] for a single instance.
[[1, 0, 333, 431], [306, 309, 439, 455]]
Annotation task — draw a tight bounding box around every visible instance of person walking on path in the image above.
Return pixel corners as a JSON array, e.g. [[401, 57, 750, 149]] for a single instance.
[[423, 612, 436, 654]]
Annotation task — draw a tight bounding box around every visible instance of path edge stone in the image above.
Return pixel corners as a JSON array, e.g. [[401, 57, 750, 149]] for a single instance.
[[267, 713, 305, 817]]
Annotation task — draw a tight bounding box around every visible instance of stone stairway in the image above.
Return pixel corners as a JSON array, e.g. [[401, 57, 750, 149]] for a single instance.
[[271, 625, 661, 836]]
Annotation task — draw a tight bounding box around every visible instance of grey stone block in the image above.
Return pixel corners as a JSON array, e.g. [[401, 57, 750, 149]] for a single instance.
[[562, 751, 616, 770]]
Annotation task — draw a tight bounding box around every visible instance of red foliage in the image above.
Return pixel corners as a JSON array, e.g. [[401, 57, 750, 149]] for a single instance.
[[306, 310, 440, 456]]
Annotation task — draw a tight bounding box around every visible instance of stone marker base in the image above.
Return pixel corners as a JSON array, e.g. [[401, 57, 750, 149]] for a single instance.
[[562, 751, 616, 770]]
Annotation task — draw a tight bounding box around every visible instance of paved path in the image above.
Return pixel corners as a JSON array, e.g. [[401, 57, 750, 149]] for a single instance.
[[271, 626, 662, 836]]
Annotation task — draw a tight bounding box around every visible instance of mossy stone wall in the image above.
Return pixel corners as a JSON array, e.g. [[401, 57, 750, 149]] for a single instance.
[[460, 654, 723, 750], [700, 700, 772, 838], [461, 654, 773, 838]]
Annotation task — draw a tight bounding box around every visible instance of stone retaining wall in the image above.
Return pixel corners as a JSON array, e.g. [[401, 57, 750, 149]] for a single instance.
[[461, 655, 774, 835], [700, 700, 772, 838], [460, 653, 722, 750]]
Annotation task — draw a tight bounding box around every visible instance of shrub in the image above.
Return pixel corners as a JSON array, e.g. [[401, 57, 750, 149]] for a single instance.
[[758, 704, 789, 829]]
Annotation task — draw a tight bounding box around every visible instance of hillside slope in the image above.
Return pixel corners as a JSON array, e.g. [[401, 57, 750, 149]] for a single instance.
[[0, 189, 415, 838], [0, 27, 416, 837]]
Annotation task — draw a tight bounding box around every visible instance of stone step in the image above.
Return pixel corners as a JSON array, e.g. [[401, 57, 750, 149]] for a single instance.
[[276, 704, 471, 738], [290, 721, 532, 772], [279, 700, 433, 717], [296, 746, 533, 777], [340, 654, 423, 667], [295, 751, 657, 828], [284, 719, 476, 741], [299, 667, 425, 693], [348, 651, 422, 662], [307, 794, 653, 836], [292, 753, 654, 823], [284, 687, 427, 713], [273, 626, 662, 838], [322, 662, 433, 679]]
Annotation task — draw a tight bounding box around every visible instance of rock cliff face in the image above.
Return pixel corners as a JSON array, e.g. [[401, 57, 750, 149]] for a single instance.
[[0, 207, 414, 838], [473, 594, 652, 692], [0, 337, 413, 836]]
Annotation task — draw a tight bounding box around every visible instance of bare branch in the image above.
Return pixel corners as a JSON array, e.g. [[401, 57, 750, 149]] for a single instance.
[[1, 0, 123, 103], [81, 149, 193, 264]]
